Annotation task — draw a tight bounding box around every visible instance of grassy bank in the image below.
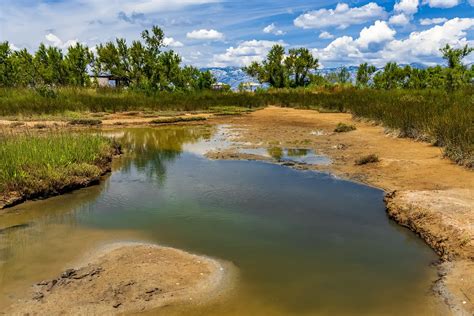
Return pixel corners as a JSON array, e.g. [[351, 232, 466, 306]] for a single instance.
[[0, 131, 118, 208], [0, 87, 472, 167]]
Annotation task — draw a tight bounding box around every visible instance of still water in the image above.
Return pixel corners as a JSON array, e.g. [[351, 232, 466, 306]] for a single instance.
[[0, 126, 442, 315]]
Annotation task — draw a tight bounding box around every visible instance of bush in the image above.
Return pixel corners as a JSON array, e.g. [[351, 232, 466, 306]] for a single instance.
[[355, 154, 380, 165], [334, 123, 356, 133]]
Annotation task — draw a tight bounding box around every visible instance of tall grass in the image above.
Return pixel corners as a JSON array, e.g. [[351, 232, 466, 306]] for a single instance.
[[0, 130, 115, 197], [0, 87, 472, 167]]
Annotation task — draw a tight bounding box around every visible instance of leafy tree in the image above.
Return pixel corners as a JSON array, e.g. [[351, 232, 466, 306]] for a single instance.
[[34, 44, 67, 85], [284, 48, 318, 87], [11, 49, 36, 86], [356, 63, 377, 87], [197, 70, 216, 90], [0, 42, 14, 86], [64, 43, 93, 86], [244, 45, 288, 88], [440, 44, 474, 91]]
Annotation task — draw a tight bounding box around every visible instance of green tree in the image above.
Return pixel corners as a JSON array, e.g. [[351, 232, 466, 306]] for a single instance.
[[440, 44, 473, 91], [11, 49, 36, 86], [34, 44, 67, 85], [356, 63, 377, 87], [244, 45, 288, 88], [64, 43, 93, 86], [0, 42, 14, 86], [284, 48, 318, 87]]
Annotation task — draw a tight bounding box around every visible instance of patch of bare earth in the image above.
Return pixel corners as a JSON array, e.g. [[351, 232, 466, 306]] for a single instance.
[[209, 106, 474, 314], [6, 243, 233, 315]]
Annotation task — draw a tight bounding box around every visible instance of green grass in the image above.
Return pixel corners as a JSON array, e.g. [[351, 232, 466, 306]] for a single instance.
[[0, 131, 116, 200], [0, 87, 472, 167]]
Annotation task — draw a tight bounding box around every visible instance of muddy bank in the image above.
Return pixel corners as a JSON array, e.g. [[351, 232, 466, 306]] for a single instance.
[[5, 243, 234, 315], [0, 145, 120, 211], [207, 107, 474, 314]]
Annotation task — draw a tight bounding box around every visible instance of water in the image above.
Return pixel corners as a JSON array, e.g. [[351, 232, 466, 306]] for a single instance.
[[0, 126, 442, 315], [238, 147, 331, 165]]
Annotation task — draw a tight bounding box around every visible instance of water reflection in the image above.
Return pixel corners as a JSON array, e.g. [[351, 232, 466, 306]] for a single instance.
[[107, 126, 213, 185], [0, 126, 442, 315]]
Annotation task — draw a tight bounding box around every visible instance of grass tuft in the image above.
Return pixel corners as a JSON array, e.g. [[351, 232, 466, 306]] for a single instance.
[[355, 154, 380, 165], [334, 123, 356, 133]]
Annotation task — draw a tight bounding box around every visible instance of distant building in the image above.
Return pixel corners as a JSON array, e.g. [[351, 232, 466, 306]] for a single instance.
[[240, 82, 261, 92], [90, 74, 128, 88], [211, 82, 228, 91]]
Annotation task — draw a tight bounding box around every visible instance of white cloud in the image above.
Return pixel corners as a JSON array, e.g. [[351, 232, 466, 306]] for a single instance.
[[163, 37, 184, 47], [312, 18, 474, 67], [211, 40, 286, 67], [394, 0, 419, 15], [469, 0, 474, 6], [294, 2, 387, 29], [263, 23, 285, 36], [420, 17, 448, 25], [422, 0, 461, 8], [45, 33, 78, 49], [186, 29, 224, 40], [356, 21, 396, 49], [389, 14, 411, 25], [319, 31, 335, 39]]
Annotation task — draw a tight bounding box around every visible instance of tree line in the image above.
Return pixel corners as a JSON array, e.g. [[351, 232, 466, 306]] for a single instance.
[[0, 26, 216, 91], [244, 44, 474, 92]]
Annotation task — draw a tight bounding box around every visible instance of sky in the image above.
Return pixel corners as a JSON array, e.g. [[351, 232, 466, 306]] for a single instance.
[[1, 0, 473, 68]]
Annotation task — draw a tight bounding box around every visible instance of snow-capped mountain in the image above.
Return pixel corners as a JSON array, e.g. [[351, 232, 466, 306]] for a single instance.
[[202, 63, 431, 90]]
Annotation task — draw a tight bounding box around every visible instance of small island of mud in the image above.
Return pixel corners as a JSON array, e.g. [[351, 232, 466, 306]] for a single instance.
[[6, 243, 234, 315]]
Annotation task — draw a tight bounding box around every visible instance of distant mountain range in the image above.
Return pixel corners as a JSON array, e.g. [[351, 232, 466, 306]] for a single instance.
[[202, 63, 431, 90]]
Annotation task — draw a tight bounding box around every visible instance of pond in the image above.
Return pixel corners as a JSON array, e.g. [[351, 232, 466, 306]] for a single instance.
[[0, 126, 442, 315]]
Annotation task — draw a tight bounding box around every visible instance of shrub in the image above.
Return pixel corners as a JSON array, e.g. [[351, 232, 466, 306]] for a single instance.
[[355, 154, 380, 165], [334, 123, 356, 133]]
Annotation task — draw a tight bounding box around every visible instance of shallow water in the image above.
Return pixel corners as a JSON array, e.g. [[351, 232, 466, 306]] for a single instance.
[[0, 126, 442, 315]]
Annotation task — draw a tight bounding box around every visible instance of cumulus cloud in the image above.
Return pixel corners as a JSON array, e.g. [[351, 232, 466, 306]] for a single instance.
[[163, 37, 184, 47], [319, 31, 335, 39], [263, 23, 285, 36], [420, 17, 448, 25], [211, 40, 286, 67], [422, 0, 461, 8], [355, 21, 396, 49], [389, 13, 411, 25], [394, 0, 419, 15], [186, 29, 224, 40], [45, 33, 78, 49], [294, 3, 387, 29], [312, 18, 474, 67]]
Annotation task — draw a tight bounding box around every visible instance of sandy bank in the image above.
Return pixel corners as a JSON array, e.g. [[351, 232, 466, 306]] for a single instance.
[[6, 243, 234, 315], [207, 106, 474, 314]]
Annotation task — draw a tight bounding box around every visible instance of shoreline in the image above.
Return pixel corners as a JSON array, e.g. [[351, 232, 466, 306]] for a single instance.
[[5, 242, 236, 315], [205, 107, 473, 314], [0, 142, 121, 211], [1, 107, 472, 313]]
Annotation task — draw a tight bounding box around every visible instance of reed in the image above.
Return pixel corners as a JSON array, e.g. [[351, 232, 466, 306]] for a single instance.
[[0, 130, 115, 197]]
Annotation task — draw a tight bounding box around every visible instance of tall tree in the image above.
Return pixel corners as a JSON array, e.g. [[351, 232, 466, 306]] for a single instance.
[[64, 43, 93, 86], [284, 48, 318, 87], [356, 63, 377, 87]]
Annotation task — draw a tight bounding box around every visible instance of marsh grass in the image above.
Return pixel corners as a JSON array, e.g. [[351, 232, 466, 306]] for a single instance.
[[0, 130, 115, 200], [0, 87, 472, 167]]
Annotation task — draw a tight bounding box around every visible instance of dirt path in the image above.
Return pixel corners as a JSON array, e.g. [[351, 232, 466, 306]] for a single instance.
[[5, 243, 234, 315], [209, 106, 473, 314]]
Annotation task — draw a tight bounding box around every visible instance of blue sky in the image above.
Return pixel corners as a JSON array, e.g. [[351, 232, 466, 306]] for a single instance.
[[1, 0, 473, 67]]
